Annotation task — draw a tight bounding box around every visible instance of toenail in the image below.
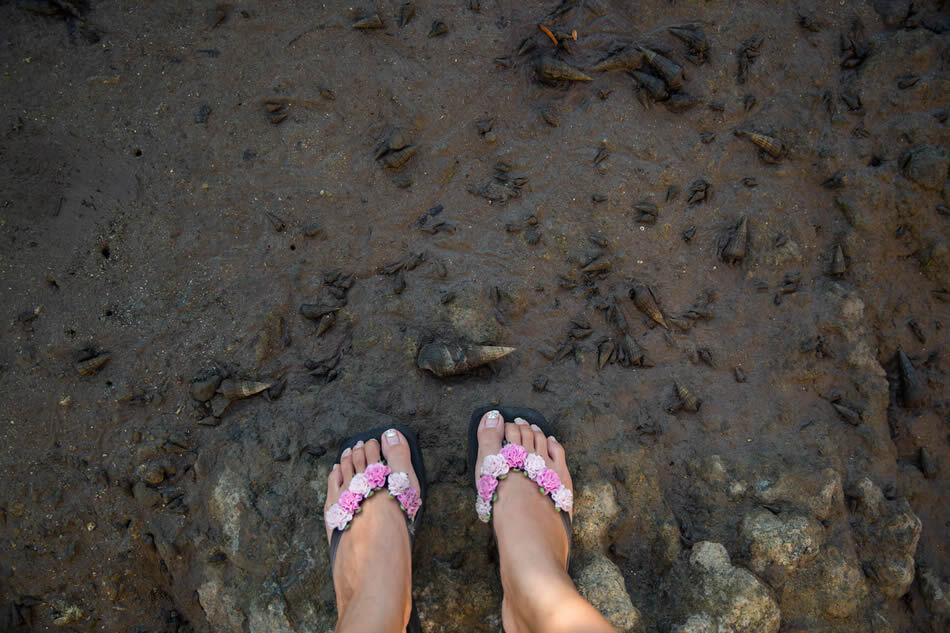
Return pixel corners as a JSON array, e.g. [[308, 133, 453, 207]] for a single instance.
[[385, 429, 399, 445], [342, 448, 352, 457], [530, 424, 541, 431], [514, 417, 527, 425], [550, 435, 558, 443], [486, 410, 499, 428], [355, 440, 364, 448]]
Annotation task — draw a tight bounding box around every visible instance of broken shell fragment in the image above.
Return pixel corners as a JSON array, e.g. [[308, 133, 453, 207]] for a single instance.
[[352, 14, 384, 29], [417, 343, 515, 377], [219, 379, 275, 400], [629, 282, 668, 329]]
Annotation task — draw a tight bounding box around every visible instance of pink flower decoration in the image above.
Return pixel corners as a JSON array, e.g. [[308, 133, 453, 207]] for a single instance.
[[551, 486, 573, 513], [348, 473, 372, 497], [388, 471, 410, 496], [477, 474, 498, 501], [500, 443, 527, 469], [337, 490, 363, 514], [325, 504, 353, 531], [523, 453, 546, 480], [364, 462, 391, 489], [536, 468, 561, 493], [475, 496, 492, 522], [480, 453, 510, 479], [397, 487, 422, 518]]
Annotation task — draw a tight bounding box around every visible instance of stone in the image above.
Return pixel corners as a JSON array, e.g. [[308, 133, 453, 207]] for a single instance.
[[672, 614, 716, 633], [190, 374, 222, 402], [849, 477, 922, 598], [573, 480, 620, 550], [673, 542, 781, 633], [740, 509, 823, 578], [573, 550, 642, 633], [754, 467, 843, 521], [902, 145, 950, 191], [779, 545, 868, 620]]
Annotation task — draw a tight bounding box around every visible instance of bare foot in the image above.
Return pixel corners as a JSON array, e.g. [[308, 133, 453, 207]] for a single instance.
[[474, 410, 616, 633], [324, 429, 421, 633]]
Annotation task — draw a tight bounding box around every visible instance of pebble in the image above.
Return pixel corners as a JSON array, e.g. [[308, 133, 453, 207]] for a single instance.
[[190, 374, 222, 402]]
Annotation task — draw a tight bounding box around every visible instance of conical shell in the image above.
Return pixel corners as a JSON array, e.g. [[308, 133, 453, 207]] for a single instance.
[[382, 144, 419, 170], [630, 71, 669, 100], [352, 14, 383, 29], [669, 26, 708, 53], [831, 245, 847, 276], [219, 379, 275, 400], [591, 48, 644, 72], [597, 339, 615, 370], [736, 130, 785, 159], [629, 282, 668, 329], [417, 343, 515, 377], [897, 348, 926, 408], [832, 402, 861, 424], [638, 47, 683, 89], [621, 334, 646, 367], [674, 381, 701, 412], [722, 216, 748, 263], [539, 57, 592, 82]]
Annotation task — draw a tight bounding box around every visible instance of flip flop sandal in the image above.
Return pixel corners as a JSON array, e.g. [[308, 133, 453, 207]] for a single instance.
[[467, 406, 573, 565], [325, 425, 427, 633]]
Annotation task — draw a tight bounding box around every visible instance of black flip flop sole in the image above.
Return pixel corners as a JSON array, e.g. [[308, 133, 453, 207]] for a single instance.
[[467, 406, 572, 563], [329, 424, 426, 633]]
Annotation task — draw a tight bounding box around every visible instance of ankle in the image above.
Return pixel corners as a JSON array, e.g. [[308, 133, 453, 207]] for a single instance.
[[336, 583, 411, 633]]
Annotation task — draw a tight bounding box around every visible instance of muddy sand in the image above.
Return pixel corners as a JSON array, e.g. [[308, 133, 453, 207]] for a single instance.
[[1, 1, 949, 632]]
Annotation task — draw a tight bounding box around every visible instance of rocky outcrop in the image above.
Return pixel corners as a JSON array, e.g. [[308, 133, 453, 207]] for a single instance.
[[740, 509, 824, 581], [573, 550, 642, 633]]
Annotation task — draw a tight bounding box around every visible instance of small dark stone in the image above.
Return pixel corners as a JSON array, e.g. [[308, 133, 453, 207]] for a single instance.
[[613, 465, 626, 482], [195, 104, 212, 124], [440, 291, 455, 304], [682, 226, 696, 242], [920, 447, 938, 478], [734, 366, 746, 383], [190, 374, 222, 402]]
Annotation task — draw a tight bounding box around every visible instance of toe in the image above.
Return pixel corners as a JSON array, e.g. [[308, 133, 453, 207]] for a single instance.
[[530, 424, 547, 460], [325, 464, 343, 543], [340, 446, 355, 486], [364, 438, 381, 464], [352, 440, 367, 472], [381, 428, 419, 489], [505, 421, 521, 445], [476, 410, 505, 477], [546, 435, 572, 491], [517, 419, 535, 452]]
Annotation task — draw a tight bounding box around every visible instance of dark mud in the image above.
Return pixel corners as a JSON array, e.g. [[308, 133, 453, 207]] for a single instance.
[[1, 1, 948, 632]]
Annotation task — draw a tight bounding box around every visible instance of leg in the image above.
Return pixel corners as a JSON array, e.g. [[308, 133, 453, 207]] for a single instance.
[[324, 430, 421, 633], [475, 411, 618, 633]]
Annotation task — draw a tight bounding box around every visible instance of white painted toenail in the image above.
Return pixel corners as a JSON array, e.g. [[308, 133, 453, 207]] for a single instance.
[[486, 410, 499, 427], [514, 417, 527, 425], [355, 440, 364, 449], [550, 436, 558, 443], [530, 424, 541, 431], [342, 448, 352, 457], [385, 429, 399, 445]]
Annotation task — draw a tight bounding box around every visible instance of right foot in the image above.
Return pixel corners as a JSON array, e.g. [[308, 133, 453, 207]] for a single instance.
[[474, 410, 575, 633]]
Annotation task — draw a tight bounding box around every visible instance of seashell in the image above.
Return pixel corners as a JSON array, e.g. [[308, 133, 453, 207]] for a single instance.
[[831, 402, 862, 425], [721, 216, 748, 264], [621, 334, 646, 367], [77, 353, 111, 376], [734, 367, 746, 383], [638, 47, 683, 90], [598, 339, 616, 369], [664, 94, 703, 113], [382, 144, 419, 170], [629, 282, 668, 329], [674, 380, 701, 412], [315, 312, 336, 336], [300, 304, 341, 320], [352, 14, 384, 29], [669, 26, 708, 63], [428, 20, 448, 37], [591, 48, 644, 72], [897, 348, 926, 408], [417, 343, 515, 377], [592, 193, 608, 203], [735, 129, 785, 159], [538, 56, 592, 82], [682, 226, 696, 242], [219, 379, 275, 400], [398, 2, 415, 27], [830, 245, 847, 276], [518, 37, 537, 56], [630, 71, 669, 100]]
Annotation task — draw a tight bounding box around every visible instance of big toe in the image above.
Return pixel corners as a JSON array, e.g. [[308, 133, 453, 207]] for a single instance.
[[475, 410, 505, 479]]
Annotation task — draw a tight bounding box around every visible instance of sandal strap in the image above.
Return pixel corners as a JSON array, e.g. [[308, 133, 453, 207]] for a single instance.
[[324, 462, 423, 532], [475, 445, 573, 522]]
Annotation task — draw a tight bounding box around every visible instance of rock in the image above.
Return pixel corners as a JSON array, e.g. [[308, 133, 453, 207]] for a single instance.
[[779, 545, 869, 620], [754, 467, 843, 521], [573, 550, 642, 633], [872, 0, 911, 28], [673, 542, 781, 633], [573, 480, 620, 550], [132, 480, 162, 508], [210, 394, 231, 418], [140, 462, 166, 485], [672, 614, 716, 633], [849, 477, 922, 598], [190, 374, 222, 402], [918, 567, 950, 616], [902, 145, 950, 191], [740, 509, 823, 579]]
